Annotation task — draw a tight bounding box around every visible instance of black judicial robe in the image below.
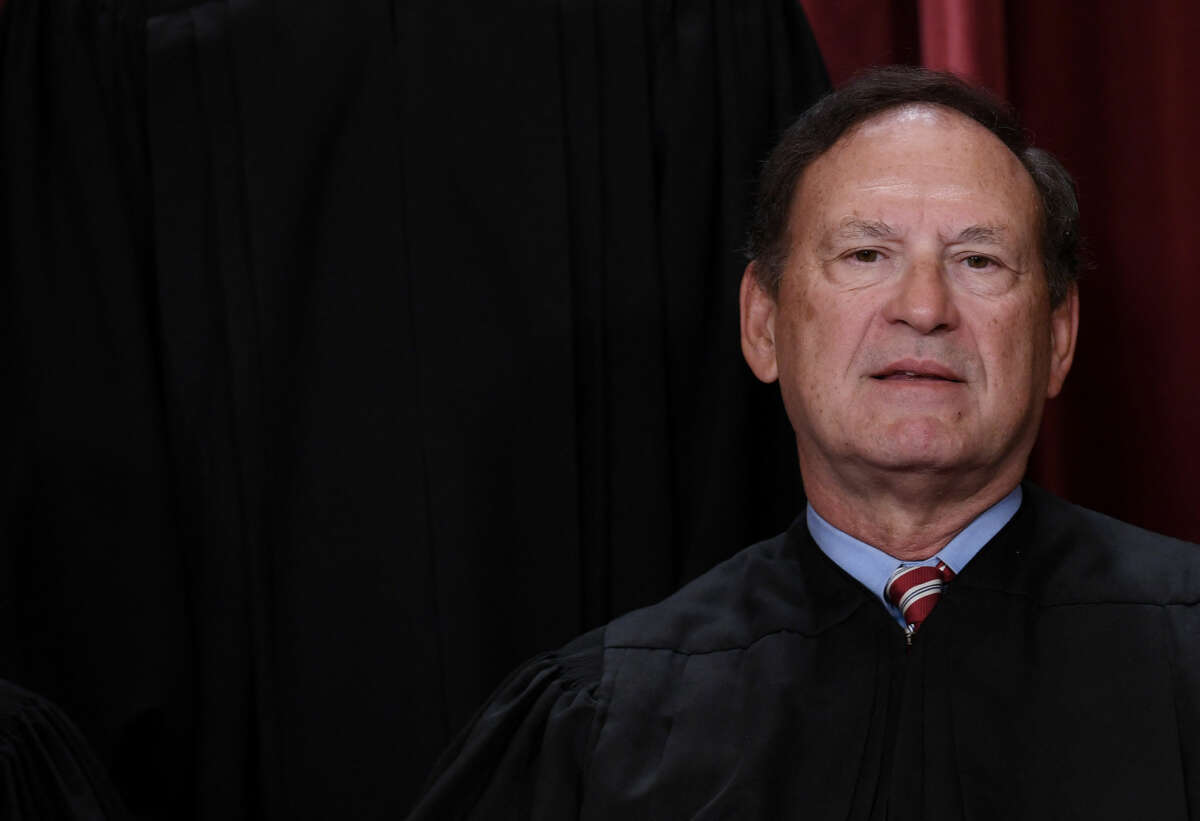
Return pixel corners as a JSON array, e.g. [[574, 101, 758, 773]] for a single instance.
[[408, 483, 1200, 819], [1, 0, 830, 813], [0, 680, 129, 820], [1, 0, 827, 814]]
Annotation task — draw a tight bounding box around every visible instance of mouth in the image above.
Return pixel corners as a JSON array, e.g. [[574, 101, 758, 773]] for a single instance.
[[870, 361, 964, 383]]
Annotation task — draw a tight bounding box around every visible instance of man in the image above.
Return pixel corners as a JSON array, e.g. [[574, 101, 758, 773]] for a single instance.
[[408, 67, 1200, 820]]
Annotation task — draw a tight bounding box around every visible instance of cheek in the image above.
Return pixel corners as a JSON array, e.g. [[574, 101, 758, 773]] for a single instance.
[[787, 293, 866, 405], [787, 292, 840, 371], [779, 272, 879, 394], [803, 298, 817, 324], [977, 300, 1046, 393]]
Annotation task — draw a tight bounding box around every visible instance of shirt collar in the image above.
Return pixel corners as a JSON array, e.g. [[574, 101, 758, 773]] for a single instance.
[[806, 485, 1023, 627]]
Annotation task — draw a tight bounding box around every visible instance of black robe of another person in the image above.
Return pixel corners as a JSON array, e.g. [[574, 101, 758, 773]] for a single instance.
[[0, 0, 827, 816], [409, 482, 1200, 820], [0, 679, 129, 820]]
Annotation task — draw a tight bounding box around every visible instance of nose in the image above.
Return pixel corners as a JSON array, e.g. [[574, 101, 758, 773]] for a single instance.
[[881, 256, 960, 334]]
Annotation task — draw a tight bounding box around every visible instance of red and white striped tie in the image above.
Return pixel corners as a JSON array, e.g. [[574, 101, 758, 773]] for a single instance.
[[885, 561, 955, 637]]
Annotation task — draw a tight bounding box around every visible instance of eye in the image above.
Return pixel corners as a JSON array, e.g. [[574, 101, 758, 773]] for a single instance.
[[851, 249, 881, 263], [964, 254, 994, 269]]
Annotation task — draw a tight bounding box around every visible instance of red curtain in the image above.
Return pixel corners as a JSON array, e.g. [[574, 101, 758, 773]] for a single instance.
[[803, 0, 1200, 542]]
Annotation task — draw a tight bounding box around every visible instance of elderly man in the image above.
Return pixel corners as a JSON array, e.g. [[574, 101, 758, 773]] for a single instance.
[[408, 67, 1200, 820]]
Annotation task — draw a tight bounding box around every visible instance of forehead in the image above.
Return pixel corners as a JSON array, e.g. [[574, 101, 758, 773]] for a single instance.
[[792, 105, 1040, 243]]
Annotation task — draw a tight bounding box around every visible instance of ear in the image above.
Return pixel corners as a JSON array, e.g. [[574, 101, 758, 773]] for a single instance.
[[740, 262, 780, 383], [1045, 283, 1079, 399]]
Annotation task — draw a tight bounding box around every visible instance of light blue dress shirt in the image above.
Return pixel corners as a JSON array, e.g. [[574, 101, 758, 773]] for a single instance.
[[806, 485, 1023, 628]]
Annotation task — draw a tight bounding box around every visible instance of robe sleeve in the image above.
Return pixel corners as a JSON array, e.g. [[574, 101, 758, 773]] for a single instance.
[[0, 680, 130, 820], [1167, 602, 1200, 811], [407, 628, 606, 820]]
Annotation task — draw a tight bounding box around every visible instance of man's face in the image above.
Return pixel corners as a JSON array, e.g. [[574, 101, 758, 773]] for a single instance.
[[741, 105, 1078, 492]]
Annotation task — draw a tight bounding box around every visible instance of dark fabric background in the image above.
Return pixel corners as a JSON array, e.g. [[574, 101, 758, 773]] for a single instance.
[[802, 0, 1200, 544], [1, 0, 827, 817]]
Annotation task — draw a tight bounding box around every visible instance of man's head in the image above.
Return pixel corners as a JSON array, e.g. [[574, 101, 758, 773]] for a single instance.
[[746, 66, 1081, 308], [739, 67, 1080, 509]]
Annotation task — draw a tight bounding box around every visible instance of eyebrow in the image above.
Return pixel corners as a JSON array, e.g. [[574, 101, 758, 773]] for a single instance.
[[831, 218, 897, 241], [951, 224, 1009, 244], [821, 220, 1012, 250]]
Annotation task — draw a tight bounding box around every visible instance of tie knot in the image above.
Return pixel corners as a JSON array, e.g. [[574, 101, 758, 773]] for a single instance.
[[885, 561, 955, 635]]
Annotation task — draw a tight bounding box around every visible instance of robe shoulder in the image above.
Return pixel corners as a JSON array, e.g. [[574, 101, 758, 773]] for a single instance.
[[0, 680, 130, 820], [405, 527, 867, 819], [604, 527, 864, 653], [1024, 483, 1200, 606], [602, 484, 1200, 656], [406, 627, 606, 820]]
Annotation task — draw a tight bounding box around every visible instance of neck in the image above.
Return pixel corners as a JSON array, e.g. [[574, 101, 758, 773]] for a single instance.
[[802, 464, 1024, 561]]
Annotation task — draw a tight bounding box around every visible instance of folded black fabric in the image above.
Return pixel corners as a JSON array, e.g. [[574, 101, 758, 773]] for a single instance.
[[0, 680, 129, 821]]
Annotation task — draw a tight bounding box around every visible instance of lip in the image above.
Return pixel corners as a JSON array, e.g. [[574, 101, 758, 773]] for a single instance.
[[870, 359, 965, 383]]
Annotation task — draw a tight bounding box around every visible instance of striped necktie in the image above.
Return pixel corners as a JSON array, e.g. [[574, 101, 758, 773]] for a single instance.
[[885, 560, 955, 638]]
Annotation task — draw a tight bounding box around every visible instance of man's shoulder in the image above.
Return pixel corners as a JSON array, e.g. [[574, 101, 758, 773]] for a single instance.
[[1025, 483, 1200, 605], [591, 486, 1200, 656], [602, 524, 862, 655]]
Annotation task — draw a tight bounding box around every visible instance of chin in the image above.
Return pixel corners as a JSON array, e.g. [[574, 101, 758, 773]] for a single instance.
[[867, 419, 969, 472], [867, 449, 965, 474]]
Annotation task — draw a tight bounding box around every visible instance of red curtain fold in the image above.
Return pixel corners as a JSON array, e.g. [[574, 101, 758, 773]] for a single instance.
[[803, 0, 1200, 542], [917, 0, 1007, 95]]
